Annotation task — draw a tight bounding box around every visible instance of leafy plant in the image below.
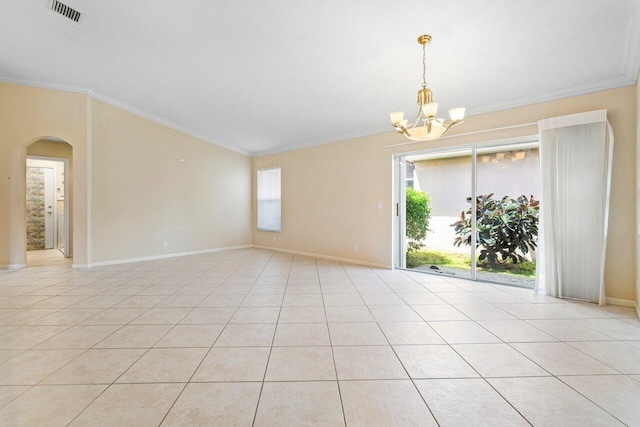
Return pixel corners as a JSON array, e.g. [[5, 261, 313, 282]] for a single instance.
[[452, 194, 539, 266], [406, 187, 432, 252]]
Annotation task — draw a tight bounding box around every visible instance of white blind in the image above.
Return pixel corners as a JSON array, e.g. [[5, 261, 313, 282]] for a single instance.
[[257, 167, 281, 232]]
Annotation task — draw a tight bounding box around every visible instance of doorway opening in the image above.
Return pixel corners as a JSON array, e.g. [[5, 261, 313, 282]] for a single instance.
[[394, 137, 540, 288], [25, 138, 73, 267]]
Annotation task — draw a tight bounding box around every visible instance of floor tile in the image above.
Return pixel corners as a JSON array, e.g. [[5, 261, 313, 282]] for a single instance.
[[325, 306, 375, 322], [333, 346, 407, 380], [265, 346, 336, 381], [340, 380, 437, 426], [69, 383, 184, 427], [0, 325, 69, 349], [179, 307, 235, 324], [0, 349, 83, 385], [452, 343, 549, 377], [511, 342, 619, 375], [429, 321, 501, 344], [398, 292, 446, 305], [415, 378, 529, 426], [214, 324, 276, 347], [154, 324, 224, 347], [129, 308, 191, 324], [412, 305, 469, 321], [496, 303, 567, 320], [240, 294, 283, 307], [283, 293, 324, 307], [95, 324, 173, 348], [378, 322, 445, 345], [566, 341, 640, 374], [526, 319, 614, 341], [80, 308, 147, 325], [29, 308, 102, 326], [35, 325, 119, 349], [328, 322, 388, 345], [273, 323, 330, 346], [0, 385, 105, 426], [322, 294, 364, 306], [0, 385, 30, 407], [477, 319, 558, 342], [394, 344, 479, 379], [489, 377, 624, 426], [559, 375, 640, 427], [452, 304, 516, 320], [162, 382, 262, 426], [278, 306, 326, 323], [230, 307, 281, 324], [369, 305, 423, 322], [42, 348, 146, 384], [117, 348, 207, 383], [254, 381, 344, 426], [192, 347, 270, 381]]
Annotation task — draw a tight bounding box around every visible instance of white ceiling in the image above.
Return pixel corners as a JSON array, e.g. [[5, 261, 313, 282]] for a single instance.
[[1, 1, 639, 156]]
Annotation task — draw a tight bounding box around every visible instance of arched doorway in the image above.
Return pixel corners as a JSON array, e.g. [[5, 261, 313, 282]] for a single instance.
[[24, 137, 73, 267]]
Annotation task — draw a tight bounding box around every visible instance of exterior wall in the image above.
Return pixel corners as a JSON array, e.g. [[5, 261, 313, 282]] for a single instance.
[[254, 85, 637, 302]]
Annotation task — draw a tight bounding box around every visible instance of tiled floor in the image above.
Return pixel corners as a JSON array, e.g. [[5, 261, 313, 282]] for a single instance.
[[1, 248, 639, 426]]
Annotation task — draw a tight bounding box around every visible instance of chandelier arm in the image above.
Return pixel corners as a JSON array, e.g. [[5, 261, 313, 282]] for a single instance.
[[439, 120, 463, 137], [406, 109, 423, 128]]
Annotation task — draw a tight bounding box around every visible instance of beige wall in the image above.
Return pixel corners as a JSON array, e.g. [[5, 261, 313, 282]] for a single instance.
[[636, 73, 640, 307], [0, 82, 89, 267], [26, 140, 74, 255], [0, 82, 252, 267], [90, 100, 252, 263], [254, 85, 637, 301]]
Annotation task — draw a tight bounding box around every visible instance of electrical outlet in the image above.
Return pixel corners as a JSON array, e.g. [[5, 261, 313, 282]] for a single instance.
[[377, 202, 382, 210], [163, 241, 168, 248], [354, 245, 359, 252], [272, 235, 276, 242]]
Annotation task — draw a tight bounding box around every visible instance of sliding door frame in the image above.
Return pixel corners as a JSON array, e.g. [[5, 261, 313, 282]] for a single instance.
[[392, 135, 539, 286]]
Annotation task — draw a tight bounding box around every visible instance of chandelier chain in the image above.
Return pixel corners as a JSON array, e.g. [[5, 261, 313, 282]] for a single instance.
[[422, 43, 427, 88]]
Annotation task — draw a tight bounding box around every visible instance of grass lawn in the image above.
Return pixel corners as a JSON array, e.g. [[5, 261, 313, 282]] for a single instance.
[[406, 249, 535, 277]]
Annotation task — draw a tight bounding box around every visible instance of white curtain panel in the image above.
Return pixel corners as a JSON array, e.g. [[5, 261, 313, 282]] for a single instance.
[[535, 110, 614, 305]]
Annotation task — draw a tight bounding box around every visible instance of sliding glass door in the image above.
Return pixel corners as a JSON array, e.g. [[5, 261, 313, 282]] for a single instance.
[[397, 139, 540, 287]]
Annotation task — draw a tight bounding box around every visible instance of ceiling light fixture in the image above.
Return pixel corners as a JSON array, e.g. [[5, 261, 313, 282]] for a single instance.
[[390, 35, 465, 141]]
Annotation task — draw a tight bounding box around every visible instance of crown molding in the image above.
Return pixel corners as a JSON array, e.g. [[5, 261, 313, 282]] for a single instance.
[[2, 68, 637, 160], [0, 76, 252, 157]]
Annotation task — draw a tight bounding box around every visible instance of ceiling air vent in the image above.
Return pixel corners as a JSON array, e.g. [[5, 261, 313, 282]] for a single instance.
[[50, 0, 81, 23]]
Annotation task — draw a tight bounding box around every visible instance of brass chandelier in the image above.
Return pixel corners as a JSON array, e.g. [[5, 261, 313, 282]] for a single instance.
[[390, 35, 465, 141]]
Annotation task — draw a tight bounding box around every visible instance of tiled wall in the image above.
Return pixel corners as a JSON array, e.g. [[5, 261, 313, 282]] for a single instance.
[[26, 167, 45, 250]]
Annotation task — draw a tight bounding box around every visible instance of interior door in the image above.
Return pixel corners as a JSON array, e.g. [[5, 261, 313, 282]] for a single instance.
[[43, 167, 55, 249]]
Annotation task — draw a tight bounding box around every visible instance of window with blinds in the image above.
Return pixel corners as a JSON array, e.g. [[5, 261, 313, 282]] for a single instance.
[[257, 167, 281, 232]]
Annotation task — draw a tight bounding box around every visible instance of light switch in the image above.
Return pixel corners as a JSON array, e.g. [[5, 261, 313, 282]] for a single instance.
[[377, 202, 382, 210]]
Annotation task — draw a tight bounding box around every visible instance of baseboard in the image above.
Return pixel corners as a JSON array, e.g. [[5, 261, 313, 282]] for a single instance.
[[0, 264, 27, 270], [71, 264, 89, 269], [252, 245, 391, 269], [605, 297, 637, 308], [83, 245, 253, 268]]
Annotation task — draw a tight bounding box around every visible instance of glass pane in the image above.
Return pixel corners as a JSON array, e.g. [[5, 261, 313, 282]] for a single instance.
[[405, 150, 473, 280], [475, 143, 540, 287]]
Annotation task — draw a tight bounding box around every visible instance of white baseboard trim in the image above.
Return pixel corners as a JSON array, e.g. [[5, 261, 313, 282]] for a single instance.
[[0, 264, 27, 270], [81, 245, 253, 268], [252, 245, 391, 269], [71, 264, 90, 269], [605, 297, 637, 308]]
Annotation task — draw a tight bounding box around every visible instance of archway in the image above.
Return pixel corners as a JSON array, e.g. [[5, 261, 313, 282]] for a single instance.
[[25, 138, 73, 267]]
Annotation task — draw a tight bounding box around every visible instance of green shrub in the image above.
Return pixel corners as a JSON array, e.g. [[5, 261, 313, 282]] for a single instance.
[[406, 188, 432, 252], [452, 194, 539, 266]]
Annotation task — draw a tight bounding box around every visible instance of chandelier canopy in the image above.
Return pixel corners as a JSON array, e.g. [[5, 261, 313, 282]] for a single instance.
[[390, 35, 465, 141]]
